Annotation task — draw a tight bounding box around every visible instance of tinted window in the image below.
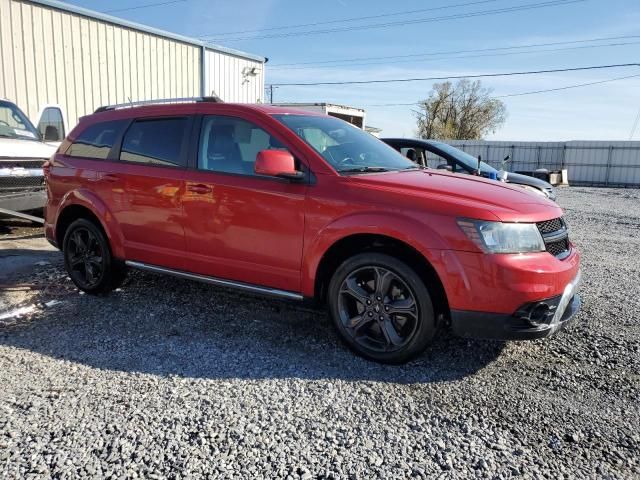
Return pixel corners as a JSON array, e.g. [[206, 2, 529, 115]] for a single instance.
[[38, 107, 65, 142], [120, 118, 188, 166], [198, 116, 289, 175], [67, 120, 127, 159], [430, 142, 496, 174]]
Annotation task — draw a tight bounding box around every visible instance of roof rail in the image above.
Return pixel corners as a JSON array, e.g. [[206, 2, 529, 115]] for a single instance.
[[94, 96, 223, 113]]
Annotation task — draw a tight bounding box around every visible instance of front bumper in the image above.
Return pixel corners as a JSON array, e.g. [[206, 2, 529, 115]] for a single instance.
[[450, 269, 582, 340], [0, 189, 46, 212], [0, 166, 46, 212]]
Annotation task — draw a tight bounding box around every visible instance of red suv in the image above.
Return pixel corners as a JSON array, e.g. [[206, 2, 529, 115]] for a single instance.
[[44, 100, 581, 363]]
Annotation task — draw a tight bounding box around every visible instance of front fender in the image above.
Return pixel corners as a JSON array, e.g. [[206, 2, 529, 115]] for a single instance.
[[301, 211, 451, 297], [56, 189, 126, 259]]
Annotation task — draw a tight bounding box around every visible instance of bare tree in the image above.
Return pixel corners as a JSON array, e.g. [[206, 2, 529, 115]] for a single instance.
[[415, 80, 506, 140]]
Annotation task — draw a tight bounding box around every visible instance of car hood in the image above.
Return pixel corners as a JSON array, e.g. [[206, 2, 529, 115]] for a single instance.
[[348, 169, 562, 222], [505, 171, 554, 189], [0, 137, 57, 159]]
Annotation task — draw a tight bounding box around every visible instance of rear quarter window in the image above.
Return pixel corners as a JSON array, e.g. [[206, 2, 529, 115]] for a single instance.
[[67, 120, 128, 159]]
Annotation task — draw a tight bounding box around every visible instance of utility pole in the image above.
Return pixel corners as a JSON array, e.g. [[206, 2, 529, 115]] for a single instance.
[[266, 85, 278, 104]]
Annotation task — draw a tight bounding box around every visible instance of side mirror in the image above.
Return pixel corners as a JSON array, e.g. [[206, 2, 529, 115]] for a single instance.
[[44, 125, 60, 142], [436, 163, 453, 172], [255, 150, 304, 180]]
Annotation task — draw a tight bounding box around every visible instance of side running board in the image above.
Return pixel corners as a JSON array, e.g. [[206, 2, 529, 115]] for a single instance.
[[124, 260, 304, 301]]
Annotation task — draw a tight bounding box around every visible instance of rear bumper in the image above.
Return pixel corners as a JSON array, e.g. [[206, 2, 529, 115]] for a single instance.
[[451, 269, 582, 340]]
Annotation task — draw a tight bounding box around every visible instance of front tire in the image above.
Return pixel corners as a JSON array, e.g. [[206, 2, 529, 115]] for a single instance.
[[328, 253, 436, 364], [62, 218, 125, 294]]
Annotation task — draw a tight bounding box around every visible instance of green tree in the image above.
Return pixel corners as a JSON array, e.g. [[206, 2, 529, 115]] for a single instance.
[[416, 80, 507, 140]]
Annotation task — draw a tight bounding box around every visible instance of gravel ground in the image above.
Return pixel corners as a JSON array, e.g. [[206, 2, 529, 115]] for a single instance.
[[0, 214, 43, 238], [1, 187, 639, 479]]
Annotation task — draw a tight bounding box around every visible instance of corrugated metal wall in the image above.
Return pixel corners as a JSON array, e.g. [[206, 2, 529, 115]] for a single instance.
[[204, 49, 264, 103], [442, 140, 640, 187], [0, 0, 201, 127]]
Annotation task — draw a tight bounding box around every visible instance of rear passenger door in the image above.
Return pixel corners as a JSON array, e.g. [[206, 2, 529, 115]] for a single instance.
[[116, 116, 192, 270]]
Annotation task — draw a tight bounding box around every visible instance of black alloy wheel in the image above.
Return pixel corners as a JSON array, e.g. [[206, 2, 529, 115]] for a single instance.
[[328, 253, 436, 364], [338, 266, 418, 352], [63, 218, 125, 294]]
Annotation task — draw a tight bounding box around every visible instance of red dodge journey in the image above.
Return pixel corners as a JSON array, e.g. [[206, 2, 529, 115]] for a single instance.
[[44, 100, 581, 363]]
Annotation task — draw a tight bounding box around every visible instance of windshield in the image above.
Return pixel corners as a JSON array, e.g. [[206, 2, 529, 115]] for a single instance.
[[432, 142, 497, 174], [0, 101, 40, 142], [275, 114, 416, 173]]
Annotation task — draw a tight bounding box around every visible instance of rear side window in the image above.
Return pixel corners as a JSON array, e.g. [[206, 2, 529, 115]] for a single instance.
[[120, 118, 188, 167], [67, 120, 127, 159]]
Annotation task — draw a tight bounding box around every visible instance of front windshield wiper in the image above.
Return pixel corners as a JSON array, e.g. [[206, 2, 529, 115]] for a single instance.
[[339, 166, 390, 174]]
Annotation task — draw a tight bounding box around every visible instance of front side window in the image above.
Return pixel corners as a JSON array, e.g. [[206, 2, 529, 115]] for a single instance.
[[198, 115, 289, 175], [430, 142, 496, 175], [67, 120, 128, 159], [275, 114, 415, 174], [120, 118, 188, 167], [0, 100, 40, 141]]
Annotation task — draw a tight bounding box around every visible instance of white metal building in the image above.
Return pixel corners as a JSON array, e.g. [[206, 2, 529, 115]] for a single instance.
[[0, 0, 266, 133], [273, 103, 367, 129]]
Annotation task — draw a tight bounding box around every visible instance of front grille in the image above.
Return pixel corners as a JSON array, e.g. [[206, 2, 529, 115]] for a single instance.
[[0, 158, 46, 168], [537, 217, 570, 259], [0, 176, 45, 191], [537, 218, 564, 234]]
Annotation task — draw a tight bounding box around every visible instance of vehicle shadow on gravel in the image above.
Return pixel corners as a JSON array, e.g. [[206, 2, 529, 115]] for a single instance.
[[0, 269, 505, 384]]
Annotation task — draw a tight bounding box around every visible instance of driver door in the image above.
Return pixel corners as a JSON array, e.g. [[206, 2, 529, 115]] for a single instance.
[[181, 114, 308, 293]]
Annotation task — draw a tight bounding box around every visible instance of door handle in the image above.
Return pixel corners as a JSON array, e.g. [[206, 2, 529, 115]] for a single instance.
[[187, 184, 213, 194], [102, 173, 119, 183]]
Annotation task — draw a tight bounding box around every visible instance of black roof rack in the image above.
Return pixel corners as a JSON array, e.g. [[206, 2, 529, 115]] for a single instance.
[[94, 96, 223, 113]]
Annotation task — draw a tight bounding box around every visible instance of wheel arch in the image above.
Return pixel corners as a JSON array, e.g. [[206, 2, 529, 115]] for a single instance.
[[312, 233, 450, 319], [55, 190, 125, 259]]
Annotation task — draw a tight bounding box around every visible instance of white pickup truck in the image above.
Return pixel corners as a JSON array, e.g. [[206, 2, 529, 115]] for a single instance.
[[0, 99, 67, 213]]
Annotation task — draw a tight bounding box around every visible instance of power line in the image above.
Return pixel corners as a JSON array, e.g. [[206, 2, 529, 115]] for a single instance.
[[361, 73, 640, 106], [630, 108, 640, 140], [270, 63, 640, 87], [270, 35, 640, 68], [200, 0, 501, 37], [270, 40, 640, 71], [204, 0, 585, 42], [497, 73, 640, 97], [104, 0, 187, 14]]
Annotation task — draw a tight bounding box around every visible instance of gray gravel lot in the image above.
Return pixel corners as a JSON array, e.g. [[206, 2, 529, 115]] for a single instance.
[[1, 187, 639, 479]]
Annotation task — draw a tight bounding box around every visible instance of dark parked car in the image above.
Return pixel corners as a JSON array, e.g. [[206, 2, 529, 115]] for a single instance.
[[382, 138, 557, 201]]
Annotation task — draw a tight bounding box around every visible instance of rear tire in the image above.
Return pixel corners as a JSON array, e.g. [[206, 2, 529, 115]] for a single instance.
[[328, 252, 436, 364], [62, 218, 125, 294]]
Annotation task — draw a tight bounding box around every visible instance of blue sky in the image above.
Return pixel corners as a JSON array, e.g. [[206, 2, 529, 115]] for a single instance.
[[67, 0, 640, 140]]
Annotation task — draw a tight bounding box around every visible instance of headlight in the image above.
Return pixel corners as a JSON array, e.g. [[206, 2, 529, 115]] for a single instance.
[[457, 219, 546, 254]]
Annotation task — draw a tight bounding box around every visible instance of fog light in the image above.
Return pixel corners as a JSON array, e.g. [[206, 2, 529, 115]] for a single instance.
[[529, 303, 551, 327]]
